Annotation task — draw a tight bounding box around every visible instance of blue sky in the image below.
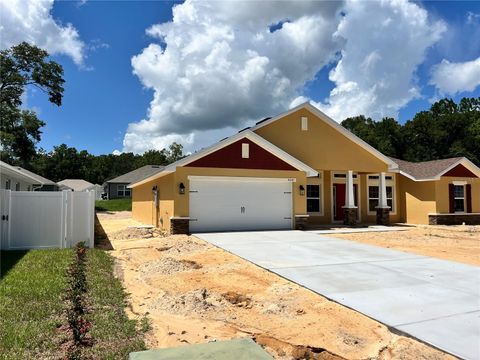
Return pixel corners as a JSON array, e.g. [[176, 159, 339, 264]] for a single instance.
[[2, 0, 480, 155]]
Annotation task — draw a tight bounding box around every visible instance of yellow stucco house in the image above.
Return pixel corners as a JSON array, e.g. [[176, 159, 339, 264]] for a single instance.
[[129, 103, 480, 233]]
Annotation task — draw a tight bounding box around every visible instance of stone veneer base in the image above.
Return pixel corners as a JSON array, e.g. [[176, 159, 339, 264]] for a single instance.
[[428, 214, 480, 225], [170, 218, 190, 234], [343, 207, 358, 226], [376, 207, 390, 226]]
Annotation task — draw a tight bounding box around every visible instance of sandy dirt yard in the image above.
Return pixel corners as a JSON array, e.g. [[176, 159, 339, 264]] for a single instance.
[[96, 212, 457, 360], [327, 225, 480, 266]]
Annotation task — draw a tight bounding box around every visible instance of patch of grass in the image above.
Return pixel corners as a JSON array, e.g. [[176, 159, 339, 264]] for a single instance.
[[95, 198, 132, 212], [82, 249, 146, 358], [0, 248, 146, 360], [0, 249, 72, 359]]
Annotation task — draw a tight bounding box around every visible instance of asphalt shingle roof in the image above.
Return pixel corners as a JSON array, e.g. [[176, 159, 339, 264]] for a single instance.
[[14, 166, 57, 185], [106, 165, 164, 184], [390, 157, 464, 180], [58, 179, 95, 191]]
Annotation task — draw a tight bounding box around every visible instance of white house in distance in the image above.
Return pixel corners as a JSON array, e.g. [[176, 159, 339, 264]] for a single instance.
[[58, 179, 103, 199], [0, 160, 59, 191]]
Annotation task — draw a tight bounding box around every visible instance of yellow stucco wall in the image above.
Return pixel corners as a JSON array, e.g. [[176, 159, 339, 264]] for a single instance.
[[254, 108, 390, 173], [173, 167, 307, 219], [400, 176, 437, 224], [435, 177, 480, 213], [132, 173, 175, 231]]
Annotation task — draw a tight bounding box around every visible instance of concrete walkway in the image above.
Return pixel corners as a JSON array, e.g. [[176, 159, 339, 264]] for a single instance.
[[195, 231, 480, 360]]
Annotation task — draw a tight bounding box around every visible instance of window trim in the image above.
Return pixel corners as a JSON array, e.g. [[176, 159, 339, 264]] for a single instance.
[[367, 173, 396, 215], [5, 179, 11, 190], [453, 184, 466, 213], [117, 184, 131, 197], [307, 171, 324, 216]]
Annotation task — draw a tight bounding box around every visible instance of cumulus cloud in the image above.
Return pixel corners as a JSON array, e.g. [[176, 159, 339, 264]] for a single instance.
[[124, 0, 345, 153], [124, 0, 446, 153], [0, 0, 85, 65], [429, 57, 480, 96], [311, 0, 446, 120]]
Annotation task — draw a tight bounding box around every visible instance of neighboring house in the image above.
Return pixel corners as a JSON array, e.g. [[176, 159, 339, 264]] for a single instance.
[[105, 165, 164, 199], [0, 160, 59, 191], [57, 179, 104, 199], [129, 103, 480, 233]]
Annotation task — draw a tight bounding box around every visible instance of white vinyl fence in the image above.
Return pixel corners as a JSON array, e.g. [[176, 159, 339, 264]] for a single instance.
[[0, 190, 95, 250]]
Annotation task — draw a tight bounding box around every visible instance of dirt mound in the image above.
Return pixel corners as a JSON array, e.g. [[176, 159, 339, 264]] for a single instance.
[[156, 238, 208, 254], [110, 227, 166, 241], [148, 288, 226, 315], [138, 257, 202, 276]]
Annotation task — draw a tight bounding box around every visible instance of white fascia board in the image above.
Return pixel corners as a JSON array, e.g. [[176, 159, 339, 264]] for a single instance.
[[399, 158, 480, 182], [437, 157, 480, 178], [0, 162, 41, 184], [129, 130, 318, 188], [250, 102, 399, 171]]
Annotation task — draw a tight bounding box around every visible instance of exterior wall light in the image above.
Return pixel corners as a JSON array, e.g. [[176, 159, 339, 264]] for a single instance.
[[299, 185, 305, 196], [179, 182, 185, 195]]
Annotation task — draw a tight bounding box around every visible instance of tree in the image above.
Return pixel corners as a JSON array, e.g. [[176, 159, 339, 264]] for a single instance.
[[0, 42, 64, 165]]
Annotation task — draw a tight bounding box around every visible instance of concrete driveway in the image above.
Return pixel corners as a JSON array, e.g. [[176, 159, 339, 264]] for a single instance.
[[195, 231, 480, 360]]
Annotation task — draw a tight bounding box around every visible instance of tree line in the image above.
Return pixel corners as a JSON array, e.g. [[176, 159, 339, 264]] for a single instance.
[[341, 97, 480, 166]]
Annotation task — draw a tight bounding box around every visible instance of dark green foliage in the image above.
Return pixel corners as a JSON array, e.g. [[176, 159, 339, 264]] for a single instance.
[[0, 42, 64, 165], [341, 97, 480, 166], [30, 142, 185, 184]]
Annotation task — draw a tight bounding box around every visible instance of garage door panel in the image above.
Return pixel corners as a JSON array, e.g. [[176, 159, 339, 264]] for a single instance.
[[189, 178, 293, 232]]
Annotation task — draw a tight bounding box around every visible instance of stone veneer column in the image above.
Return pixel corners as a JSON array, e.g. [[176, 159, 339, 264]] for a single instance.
[[170, 217, 190, 234], [343, 170, 358, 226]]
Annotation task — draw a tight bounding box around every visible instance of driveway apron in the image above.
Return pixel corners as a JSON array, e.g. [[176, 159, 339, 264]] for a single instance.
[[195, 230, 480, 360]]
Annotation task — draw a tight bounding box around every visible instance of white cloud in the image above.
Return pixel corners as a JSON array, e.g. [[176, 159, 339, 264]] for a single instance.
[[430, 57, 480, 96], [124, 0, 345, 153], [112, 150, 122, 156], [124, 0, 447, 154], [467, 11, 480, 25], [0, 0, 85, 65], [313, 0, 446, 121]]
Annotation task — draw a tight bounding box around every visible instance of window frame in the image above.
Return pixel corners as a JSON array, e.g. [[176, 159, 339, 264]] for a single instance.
[[453, 184, 466, 213], [117, 184, 131, 197], [5, 179, 11, 190], [306, 171, 323, 216], [367, 173, 396, 215]]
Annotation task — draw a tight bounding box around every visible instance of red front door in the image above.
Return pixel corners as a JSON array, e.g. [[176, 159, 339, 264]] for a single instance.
[[333, 183, 358, 221]]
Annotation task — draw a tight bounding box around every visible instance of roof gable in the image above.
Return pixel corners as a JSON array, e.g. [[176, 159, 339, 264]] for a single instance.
[[442, 164, 478, 178], [129, 131, 318, 188], [393, 157, 480, 181], [252, 103, 398, 172], [188, 138, 296, 171]]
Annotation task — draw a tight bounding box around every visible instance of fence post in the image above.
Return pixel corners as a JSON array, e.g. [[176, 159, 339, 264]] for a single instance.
[[89, 190, 95, 248], [62, 190, 69, 248]]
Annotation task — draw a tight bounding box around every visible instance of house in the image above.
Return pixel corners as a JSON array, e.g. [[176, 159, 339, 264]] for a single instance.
[[104, 165, 164, 199], [0, 160, 59, 191], [58, 179, 104, 199], [129, 103, 480, 233]]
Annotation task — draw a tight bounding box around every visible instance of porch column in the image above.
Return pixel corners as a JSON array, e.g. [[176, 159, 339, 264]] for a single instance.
[[343, 170, 358, 226], [376, 172, 390, 225]]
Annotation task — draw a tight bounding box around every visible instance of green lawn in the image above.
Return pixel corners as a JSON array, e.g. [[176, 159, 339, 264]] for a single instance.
[[0, 248, 145, 359], [95, 198, 132, 212]]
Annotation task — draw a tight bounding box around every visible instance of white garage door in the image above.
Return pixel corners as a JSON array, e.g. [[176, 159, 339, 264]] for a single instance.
[[189, 177, 293, 232]]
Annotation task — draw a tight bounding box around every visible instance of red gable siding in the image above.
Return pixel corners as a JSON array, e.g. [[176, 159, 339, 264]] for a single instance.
[[187, 138, 296, 170], [442, 164, 478, 178]]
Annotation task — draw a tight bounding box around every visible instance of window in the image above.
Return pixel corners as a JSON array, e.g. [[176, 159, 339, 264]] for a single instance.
[[454, 185, 465, 212], [301, 117, 308, 131], [307, 185, 321, 213], [368, 186, 394, 212], [334, 173, 357, 179], [15, 183, 20, 191], [5, 179, 10, 190], [241, 143, 249, 158], [117, 184, 131, 197]]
